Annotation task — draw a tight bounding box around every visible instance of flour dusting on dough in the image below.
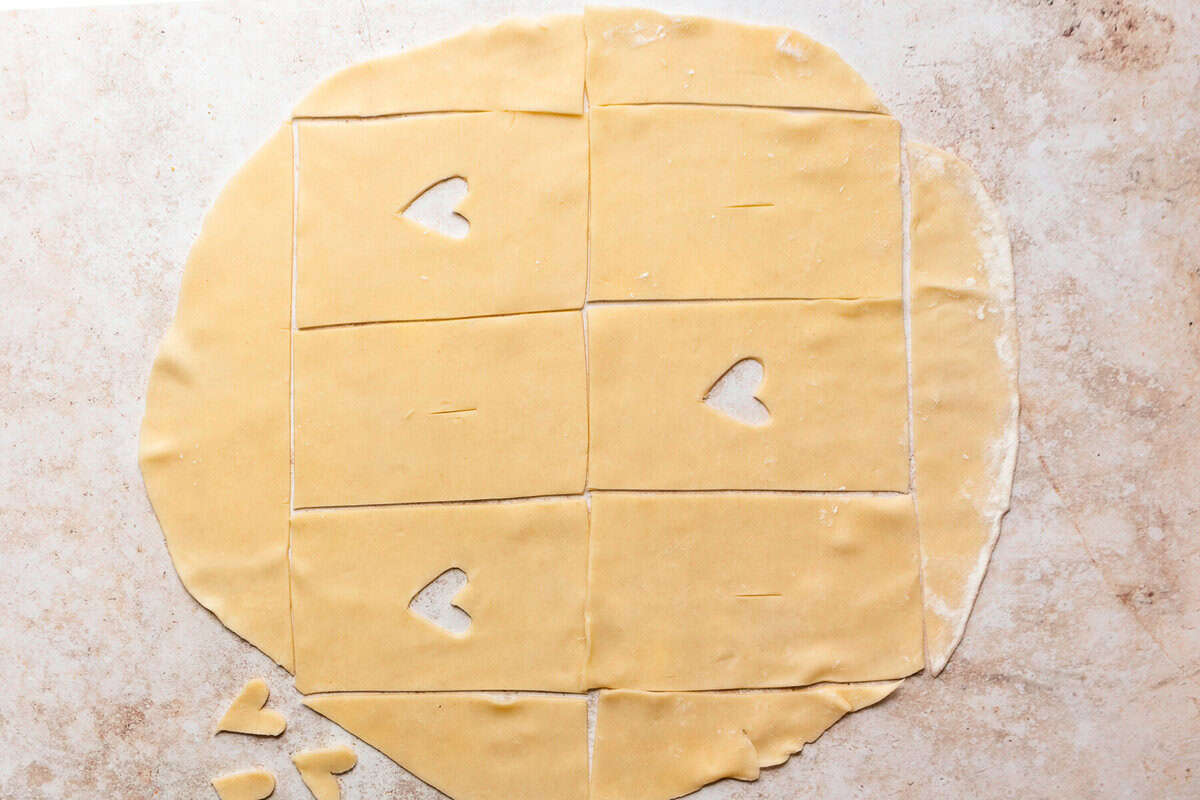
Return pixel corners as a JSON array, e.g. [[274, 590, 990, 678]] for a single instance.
[[776, 32, 809, 62], [610, 20, 670, 48]]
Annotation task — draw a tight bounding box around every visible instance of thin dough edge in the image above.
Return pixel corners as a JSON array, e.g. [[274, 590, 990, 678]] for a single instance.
[[139, 125, 294, 671], [583, 6, 886, 112], [907, 139, 1020, 675], [294, 14, 585, 117]]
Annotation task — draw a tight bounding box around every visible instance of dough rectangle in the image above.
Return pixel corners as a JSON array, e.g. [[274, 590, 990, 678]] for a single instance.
[[292, 497, 589, 692], [588, 106, 901, 301], [586, 300, 909, 491], [293, 311, 587, 507], [583, 8, 885, 112], [296, 112, 588, 327], [585, 493, 924, 689]]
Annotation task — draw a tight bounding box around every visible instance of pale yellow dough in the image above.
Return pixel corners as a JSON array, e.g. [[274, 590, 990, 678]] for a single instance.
[[588, 106, 901, 301], [908, 141, 1019, 674], [290, 498, 588, 692], [304, 693, 588, 800], [591, 682, 900, 800], [586, 493, 923, 689], [295, 14, 584, 116], [296, 112, 587, 327], [292, 746, 357, 800], [293, 311, 587, 507], [212, 769, 275, 800], [138, 126, 293, 671], [583, 7, 885, 112], [138, 10, 1020, 800], [586, 300, 910, 491], [215, 678, 286, 737]]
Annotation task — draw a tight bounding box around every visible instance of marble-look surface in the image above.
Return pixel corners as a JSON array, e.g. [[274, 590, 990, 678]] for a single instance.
[[1, 1, 1197, 797]]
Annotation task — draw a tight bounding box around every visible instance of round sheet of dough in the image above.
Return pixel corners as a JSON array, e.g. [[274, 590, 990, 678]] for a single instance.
[[139, 9, 1017, 800]]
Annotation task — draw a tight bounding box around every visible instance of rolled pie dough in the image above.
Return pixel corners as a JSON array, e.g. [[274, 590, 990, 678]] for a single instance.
[[139, 8, 1018, 800]]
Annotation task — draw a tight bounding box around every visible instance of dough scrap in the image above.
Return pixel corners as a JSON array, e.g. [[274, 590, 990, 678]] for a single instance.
[[292, 746, 357, 800], [908, 141, 1019, 674], [586, 300, 909, 491], [590, 682, 900, 800], [216, 678, 286, 737], [303, 693, 588, 800], [586, 493, 923, 689], [296, 112, 588, 327], [212, 769, 275, 800], [295, 14, 584, 117], [292, 311, 587, 507], [583, 7, 884, 112], [291, 498, 588, 692], [138, 126, 293, 671], [588, 106, 901, 301]]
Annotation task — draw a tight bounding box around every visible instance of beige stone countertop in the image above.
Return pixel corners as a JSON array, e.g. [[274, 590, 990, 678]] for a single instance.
[[1, 0, 1197, 797]]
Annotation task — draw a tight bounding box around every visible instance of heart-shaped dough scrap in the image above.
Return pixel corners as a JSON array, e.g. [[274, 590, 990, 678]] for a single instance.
[[212, 769, 275, 800], [293, 746, 357, 800], [216, 678, 287, 737]]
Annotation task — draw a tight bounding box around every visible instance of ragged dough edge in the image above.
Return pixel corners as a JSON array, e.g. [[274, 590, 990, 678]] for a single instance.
[[745, 681, 902, 771], [907, 140, 1019, 675], [590, 681, 901, 800], [584, 7, 886, 112], [138, 126, 294, 672], [293, 14, 585, 117]]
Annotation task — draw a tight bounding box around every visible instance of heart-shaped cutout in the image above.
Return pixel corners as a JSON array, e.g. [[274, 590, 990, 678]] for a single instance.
[[409, 567, 472, 636], [292, 745, 357, 800], [398, 176, 469, 239], [703, 357, 770, 427], [216, 678, 287, 737], [211, 769, 275, 800]]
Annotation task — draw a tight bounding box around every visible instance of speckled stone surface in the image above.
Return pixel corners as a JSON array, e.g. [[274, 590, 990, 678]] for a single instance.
[[1, 1, 1197, 797]]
